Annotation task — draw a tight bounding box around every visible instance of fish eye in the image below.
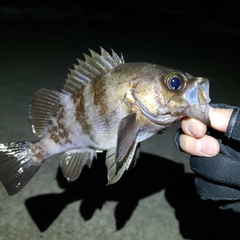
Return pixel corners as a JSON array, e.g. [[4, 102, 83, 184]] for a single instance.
[[166, 74, 184, 91], [170, 77, 180, 90]]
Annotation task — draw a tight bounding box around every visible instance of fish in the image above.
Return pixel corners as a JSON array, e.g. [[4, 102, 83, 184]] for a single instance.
[[0, 47, 211, 195]]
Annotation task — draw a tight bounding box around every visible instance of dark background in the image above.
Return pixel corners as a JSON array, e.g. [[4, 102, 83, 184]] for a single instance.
[[1, 2, 240, 28]]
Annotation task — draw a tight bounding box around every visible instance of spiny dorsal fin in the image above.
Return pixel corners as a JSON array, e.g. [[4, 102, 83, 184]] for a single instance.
[[63, 47, 125, 94], [28, 88, 70, 137]]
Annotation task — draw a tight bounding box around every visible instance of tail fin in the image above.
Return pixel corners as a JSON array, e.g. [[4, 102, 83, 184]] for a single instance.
[[0, 142, 42, 195]]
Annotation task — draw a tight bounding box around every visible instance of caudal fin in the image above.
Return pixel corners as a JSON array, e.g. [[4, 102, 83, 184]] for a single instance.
[[0, 142, 42, 195]]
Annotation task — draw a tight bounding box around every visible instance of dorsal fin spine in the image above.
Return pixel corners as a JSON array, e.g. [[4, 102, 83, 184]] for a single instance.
[[76, 59, 100, 77], [69, 69, 90, 84], [89, 49, 113, 69], [100, 47, 115, 67], [73, 64, 95, 79], [111, 49, 125, 65], [83, 54, 105, 73], [64, 48, 125, 94]]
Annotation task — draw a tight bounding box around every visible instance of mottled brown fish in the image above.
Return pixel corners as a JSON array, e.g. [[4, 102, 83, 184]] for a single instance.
[[0, 47, 210, 195]]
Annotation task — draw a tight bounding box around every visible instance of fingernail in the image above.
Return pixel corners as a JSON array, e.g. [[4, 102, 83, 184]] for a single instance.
[[196, 138, 218, 157], [185, 121, 194, 136], [185, 120, 199, 136]]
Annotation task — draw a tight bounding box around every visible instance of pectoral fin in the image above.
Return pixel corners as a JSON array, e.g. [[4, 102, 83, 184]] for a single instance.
[[117, 113, 138, 162], [60, 149, 96, 181], [106, 141, 139, 185]]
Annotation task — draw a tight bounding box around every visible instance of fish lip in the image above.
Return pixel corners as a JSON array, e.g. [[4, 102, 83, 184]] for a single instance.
[[186, 103, 210, 126], [182, 77, 211, 126], [198, 104, 210, 126]]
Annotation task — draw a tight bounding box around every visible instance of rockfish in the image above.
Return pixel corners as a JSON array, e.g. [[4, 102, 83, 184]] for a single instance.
[[0, 48, 210, 195]]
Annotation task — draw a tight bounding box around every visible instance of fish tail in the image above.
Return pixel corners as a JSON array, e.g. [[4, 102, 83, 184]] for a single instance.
[[0, 142, 42, 195]]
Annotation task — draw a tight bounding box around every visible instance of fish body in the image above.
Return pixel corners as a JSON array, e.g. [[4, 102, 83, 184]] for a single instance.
[[0, 48, 210, 195]]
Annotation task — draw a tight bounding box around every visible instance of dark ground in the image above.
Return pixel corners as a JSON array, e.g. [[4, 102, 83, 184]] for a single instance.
[[0, 3, 240, 240]]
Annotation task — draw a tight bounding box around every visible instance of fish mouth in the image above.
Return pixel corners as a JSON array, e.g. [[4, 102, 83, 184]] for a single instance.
[[186, 104, 210, 126], [183, 77, 211, 126]]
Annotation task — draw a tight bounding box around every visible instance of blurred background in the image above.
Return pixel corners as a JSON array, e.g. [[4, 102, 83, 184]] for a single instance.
[[0, 2, 240, 240]]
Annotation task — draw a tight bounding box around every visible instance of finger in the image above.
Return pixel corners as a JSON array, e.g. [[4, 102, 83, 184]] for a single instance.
[[179, 134, 220, 157], [181, 117, 207, 138], [181, 107, 233, 137], [209, 107, 233, 133]]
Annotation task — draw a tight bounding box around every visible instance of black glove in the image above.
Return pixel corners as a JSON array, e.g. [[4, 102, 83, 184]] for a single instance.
[[175, 103, 240, 212]]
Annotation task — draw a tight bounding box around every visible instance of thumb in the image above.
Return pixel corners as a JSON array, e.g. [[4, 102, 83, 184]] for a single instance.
[[209, 106, 233, 133]]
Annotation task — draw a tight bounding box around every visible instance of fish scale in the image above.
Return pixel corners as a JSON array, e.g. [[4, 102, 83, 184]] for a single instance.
[[0, 47, 210, 195]]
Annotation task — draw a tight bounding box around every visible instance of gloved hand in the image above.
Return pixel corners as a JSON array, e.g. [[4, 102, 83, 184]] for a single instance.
[[175, 103, 240, 212]]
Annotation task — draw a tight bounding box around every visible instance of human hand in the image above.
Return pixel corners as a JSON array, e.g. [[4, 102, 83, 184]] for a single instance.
[[179, 107, 233, 157], [175, 103, 240, 212]]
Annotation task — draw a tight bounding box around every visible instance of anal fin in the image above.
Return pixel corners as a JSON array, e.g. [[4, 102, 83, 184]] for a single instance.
[[60, 149, 96, 182]]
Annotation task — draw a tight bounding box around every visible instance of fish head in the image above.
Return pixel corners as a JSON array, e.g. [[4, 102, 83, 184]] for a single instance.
[[158, 70, 211, 125], [132, 64, 211, 126]]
